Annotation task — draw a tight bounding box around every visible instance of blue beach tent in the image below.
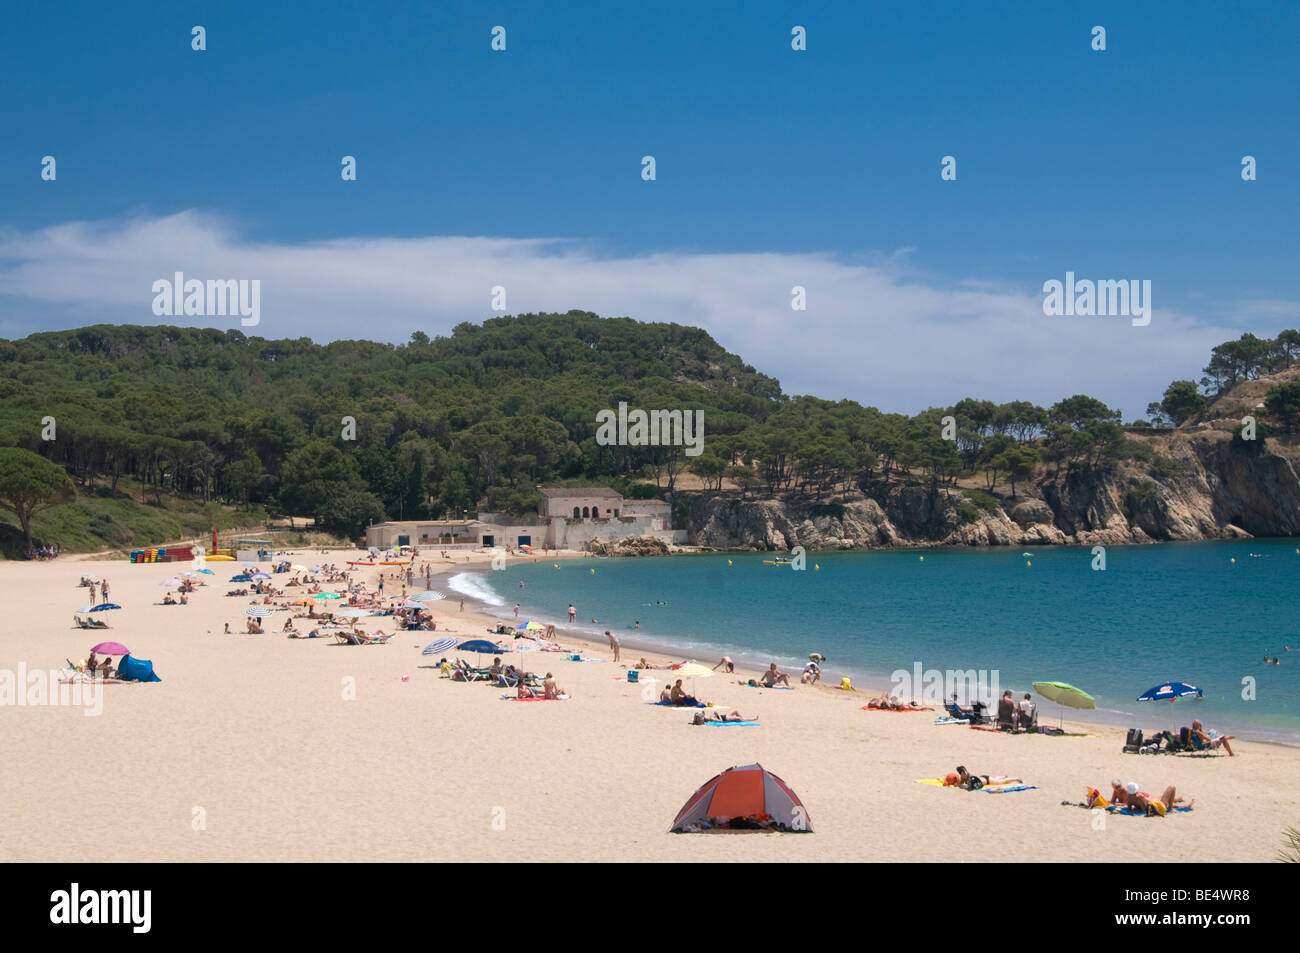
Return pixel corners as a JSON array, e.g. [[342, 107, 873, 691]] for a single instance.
[[117, 655, 161, 682]]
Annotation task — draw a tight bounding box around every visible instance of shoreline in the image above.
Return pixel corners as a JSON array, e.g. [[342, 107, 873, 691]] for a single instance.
[[435, 553, 1300, 749]]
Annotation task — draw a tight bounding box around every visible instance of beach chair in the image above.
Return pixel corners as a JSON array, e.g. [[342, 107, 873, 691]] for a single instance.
[[996, 705, 1018, 731], [452, 659, 492, 681], [334, 631, 363, 645]]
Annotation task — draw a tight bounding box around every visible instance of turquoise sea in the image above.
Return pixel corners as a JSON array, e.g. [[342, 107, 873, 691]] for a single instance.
[[448, 539, 1300, 744]]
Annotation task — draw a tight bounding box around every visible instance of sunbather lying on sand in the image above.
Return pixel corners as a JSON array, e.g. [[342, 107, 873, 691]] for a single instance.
[[691, 708, 754, 724], [867, 695, 924, 710], [1088, 780, 1189, 815], [945, 766, 1022, 790]]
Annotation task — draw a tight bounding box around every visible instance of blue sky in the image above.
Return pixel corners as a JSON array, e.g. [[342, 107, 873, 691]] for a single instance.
[[2, 1, 1298, 417]]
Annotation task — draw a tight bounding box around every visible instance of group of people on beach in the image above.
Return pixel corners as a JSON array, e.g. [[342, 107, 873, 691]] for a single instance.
[[28, 543, 61, 560], [1086, 780, 1190, 816]]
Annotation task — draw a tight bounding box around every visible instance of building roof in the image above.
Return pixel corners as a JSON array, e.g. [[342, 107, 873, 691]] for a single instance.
[[537, 487, 623, 499]]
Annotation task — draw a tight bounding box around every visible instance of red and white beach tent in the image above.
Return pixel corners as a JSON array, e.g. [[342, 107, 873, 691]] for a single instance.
[[669, 763, 812, 832]]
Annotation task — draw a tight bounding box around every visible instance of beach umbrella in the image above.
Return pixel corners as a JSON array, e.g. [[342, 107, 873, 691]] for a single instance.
[[290, 597, 317, 606], [314, 592, 341, 600], [252, 572, 272, 580], [672, 662, 714, 678], [421, 636, 458, 657], [457, 638, 505, 664], [290, 564, 309, 572], [670, 764, 811, 833], [159, 577, 181, 587], [196, 569, 215, 575], [80, 574, 99, 582], [179, 571, 198, 578], [1032, 680, 1096, 729], [245, 607, 273, 618], [1137, 682, 1203, 703], [89, 603, 120, 613], [410, 590, 446, 602], [90, 641, 130, 656], [230, 574, 252, 582], [334, 608, 372, 619]]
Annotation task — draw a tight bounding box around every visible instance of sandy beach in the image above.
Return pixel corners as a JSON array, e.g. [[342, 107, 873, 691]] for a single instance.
[[1, 549, 1295, 863]]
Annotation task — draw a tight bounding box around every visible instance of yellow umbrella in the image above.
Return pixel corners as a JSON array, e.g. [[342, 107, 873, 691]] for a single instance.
[[672, 662, 714, 678]]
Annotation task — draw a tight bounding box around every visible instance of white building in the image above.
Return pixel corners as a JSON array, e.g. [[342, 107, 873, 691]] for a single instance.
[[364, 487, 685, 551]]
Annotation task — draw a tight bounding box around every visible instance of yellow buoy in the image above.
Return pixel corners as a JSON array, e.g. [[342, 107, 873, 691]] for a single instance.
[[814, 564, 819, 570], [590, 568, 595, 574], [1026, 561, 1031, 567], [727, 559, 732, 566], [553, 563, 559, 568], [919, 556, 924, 561], [1230, 558, 1235, 564]]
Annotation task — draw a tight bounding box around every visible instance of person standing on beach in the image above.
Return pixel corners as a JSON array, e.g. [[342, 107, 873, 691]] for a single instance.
[[568, 604, 576, 622], [605, 630, 620, 662], [514, 603, 520, 618], [459, 598, 464, 612], [101, 579, 110, 603]]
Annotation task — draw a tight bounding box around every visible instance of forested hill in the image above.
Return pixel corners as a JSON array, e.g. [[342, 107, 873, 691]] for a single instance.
[[5, 313, 1300, 547], [0, 312, 785, 534]]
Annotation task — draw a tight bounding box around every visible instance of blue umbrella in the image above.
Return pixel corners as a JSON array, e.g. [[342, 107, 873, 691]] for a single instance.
[[196, 569, 215, 575], [456, 639, 504, 654], [421, 636, 457, 656], [89, 603, 121, 613], [1137, 682, 1203, 703], [230, 574, 252, 582]]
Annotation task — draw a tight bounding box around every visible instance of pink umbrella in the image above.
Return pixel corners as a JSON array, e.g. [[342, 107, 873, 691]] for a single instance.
[[90, 641, 130, 655]]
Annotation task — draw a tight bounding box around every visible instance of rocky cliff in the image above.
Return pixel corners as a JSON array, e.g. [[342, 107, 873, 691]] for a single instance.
[[682, 429, 1300, 551]]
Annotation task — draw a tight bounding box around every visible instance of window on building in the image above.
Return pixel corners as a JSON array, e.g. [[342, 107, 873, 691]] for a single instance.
[[573, 506, 580, 519], [582, 506, 590, 518]]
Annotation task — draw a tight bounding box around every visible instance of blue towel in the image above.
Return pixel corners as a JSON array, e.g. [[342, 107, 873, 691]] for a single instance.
[[702, 720, 760, 727], [981, 784, 1037, 793]]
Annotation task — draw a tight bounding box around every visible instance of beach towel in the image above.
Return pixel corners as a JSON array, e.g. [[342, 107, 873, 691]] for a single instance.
[[915, 779, 1035, 793], [1108, 805, 1192, 816], [933, 716, 968, 726], [740, 683, 793, 690], [649, 700, 705, 708], [700, 720, 761, 727], [500, 693, 568, 701]]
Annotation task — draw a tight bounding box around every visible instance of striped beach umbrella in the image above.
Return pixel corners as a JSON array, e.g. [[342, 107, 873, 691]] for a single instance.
[[421, 636, 457, 656], [245, 607, 273, 618], [410, 591, 446, 602]]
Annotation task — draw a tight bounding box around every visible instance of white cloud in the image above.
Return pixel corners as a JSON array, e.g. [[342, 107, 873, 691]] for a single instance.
[[0, 211, 1238, 418]]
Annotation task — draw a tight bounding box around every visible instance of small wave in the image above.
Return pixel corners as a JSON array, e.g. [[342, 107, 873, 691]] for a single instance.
[[447, 572, 506, 607]]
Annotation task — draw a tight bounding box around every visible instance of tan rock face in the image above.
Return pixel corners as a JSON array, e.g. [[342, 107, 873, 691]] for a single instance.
[[678, 432, 1300, 551]]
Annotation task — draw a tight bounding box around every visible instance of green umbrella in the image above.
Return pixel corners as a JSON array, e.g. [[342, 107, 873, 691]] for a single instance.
[[313, 592, 341, 600], [1032, 680, 1096, 729]]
